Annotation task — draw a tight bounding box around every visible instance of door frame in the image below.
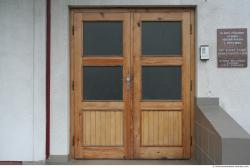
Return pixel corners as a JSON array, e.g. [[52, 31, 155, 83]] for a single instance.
[[69, 8, 195, 159]]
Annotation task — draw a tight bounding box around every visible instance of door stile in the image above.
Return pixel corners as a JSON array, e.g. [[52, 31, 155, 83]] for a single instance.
[[132, 13, 142, 158], [73, 12, 83, 157], [123, 12, 133, 159], [181, 12, 191, 158], [190, 10, 196, 159]]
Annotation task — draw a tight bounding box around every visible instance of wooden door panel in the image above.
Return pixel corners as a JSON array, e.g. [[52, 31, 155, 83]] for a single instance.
[[80, 111, 123, 146], [141, 111, 182, 146]]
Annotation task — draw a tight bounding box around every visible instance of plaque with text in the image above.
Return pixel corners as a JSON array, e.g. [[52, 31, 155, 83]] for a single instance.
[[217, 28, 247, 67]]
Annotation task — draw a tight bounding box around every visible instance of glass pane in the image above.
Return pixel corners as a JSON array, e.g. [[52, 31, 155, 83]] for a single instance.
[[142, 21, 182, 55], [142, 66, 181, 100], [83, 21, 123, 56], [83, 66, 123, 100]]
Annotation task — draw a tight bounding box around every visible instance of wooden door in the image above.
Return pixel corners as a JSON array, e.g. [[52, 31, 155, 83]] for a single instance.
[[71, 11, 132, 159], [71, 9, 193, 159], [133, 12, 192, 159]]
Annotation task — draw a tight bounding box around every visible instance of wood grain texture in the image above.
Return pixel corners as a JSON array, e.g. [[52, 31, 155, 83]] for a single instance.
[[73, 12, 83, 157], [81, 102, 124, 110], [133, 11, 192, 159], [190, 10, 196, 159], [134, 147, 183, 159], [181, 12, 191, 157], [77, 147, 125, 159], [141, 101, 183, 110], [141, 111, 182, 146], [82, 57, 123, 66], [141, 57, 182, 66], [70, 8, 195, 159], [81, 111, 123, 146]]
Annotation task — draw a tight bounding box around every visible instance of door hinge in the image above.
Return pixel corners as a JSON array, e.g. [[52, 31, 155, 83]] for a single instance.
[[137, 22, 141, 27], [72, 80, 75, 91], [72, 136, 75, 146], [190, 136, 193, 146], [72, 25, 74, 35], [190, 80, 192, 91], [190, 24, 192, 35]]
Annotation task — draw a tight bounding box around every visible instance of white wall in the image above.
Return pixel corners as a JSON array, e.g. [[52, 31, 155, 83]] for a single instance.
[[196, 0, 250, 136], [50, 0, 250, 156], [0, 0, 46, 161], [50, 0, 70, 156]]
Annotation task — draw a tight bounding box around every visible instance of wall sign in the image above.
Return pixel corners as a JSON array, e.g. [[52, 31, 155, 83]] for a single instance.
[[217, 28, 247, 67]]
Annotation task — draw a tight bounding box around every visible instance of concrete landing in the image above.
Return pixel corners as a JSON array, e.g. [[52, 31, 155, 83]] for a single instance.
[[24, 159, 198, 165]]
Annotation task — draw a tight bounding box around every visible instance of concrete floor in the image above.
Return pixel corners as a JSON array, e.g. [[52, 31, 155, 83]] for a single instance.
[[24, 159, 198, 165]]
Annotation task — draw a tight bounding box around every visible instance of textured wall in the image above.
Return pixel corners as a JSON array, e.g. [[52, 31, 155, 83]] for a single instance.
[[0, 0, 46, 161], [50, 0, 70, 156], [196, 0, 250, 137]]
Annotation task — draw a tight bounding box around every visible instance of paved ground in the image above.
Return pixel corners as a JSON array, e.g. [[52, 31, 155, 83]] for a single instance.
[[24, 159, 198, 165]]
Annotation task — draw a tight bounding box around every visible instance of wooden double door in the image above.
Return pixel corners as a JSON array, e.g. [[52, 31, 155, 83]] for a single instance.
[[71, 9, 194, 159]]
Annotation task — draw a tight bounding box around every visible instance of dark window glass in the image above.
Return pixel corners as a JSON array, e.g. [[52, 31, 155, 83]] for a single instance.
[[83, 21, 123, 56], [142, 21, 182, 55], [83, 66, 123, 100], [142, 66, 181, 100]]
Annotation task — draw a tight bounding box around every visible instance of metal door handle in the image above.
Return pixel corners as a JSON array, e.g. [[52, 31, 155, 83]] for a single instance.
[[126, 76, 130, 90]]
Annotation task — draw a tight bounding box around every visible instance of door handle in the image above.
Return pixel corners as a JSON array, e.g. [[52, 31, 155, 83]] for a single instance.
[[126, 76, 130, 90]]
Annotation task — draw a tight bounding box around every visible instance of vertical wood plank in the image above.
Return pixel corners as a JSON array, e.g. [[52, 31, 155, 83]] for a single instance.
[[172, 111, 176, 145], [83, 113, 86, 145], [95, 111, 101, 145], [110, 111, 116, 145], [158, 111, 164, 145], [80, 114, 83, 146], [154, 111, 159, 145], [105, 112, 111, 145], [148, 112, 154, 145], [120, 112, 123, 145], [123, 12, 132, 158], [115, 112, 122, 145], [90, 112, 96, 145], [174, 111, 178, 145], [163, 112, 168, 145], [100, 112, 106, 146], [182, 12, 191, 157], [170, 112, 174, 145], [179, 112, 182, 145], [115, 112, 119, 145], [142, 112, 149, 146], [141, 112, 144, 145], [85, 112, 90, 145], [73, 12, 83, 156], [133, 13, 142, 155]]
